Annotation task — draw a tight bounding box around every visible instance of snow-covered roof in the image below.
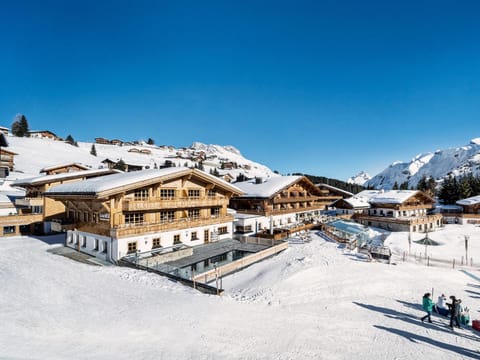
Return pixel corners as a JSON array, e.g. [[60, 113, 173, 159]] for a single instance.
[[341, 196, 371, 208], [368, 190, 419, 204], [12, 168, 118, 187], [355, 190, 419, 204], [46, 167, 243, 197], [40, 163, 90, 172], [317, 183, 353, 197], [457, 195, 480, 206], [233, 176, 302, 198]]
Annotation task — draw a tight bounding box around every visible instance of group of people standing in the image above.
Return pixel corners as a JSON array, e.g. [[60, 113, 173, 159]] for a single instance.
[[421, 292, 470, 330]]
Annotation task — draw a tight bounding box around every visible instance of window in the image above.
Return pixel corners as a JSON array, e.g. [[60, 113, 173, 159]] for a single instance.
[[204, 229, 209, 243], [188, 209, 200, 220], [188, 189, 200, 198], [173, 234, 181, 245], [127, 242, 137, 254], [211, 207, 220, 217], [69, 210, 75, 220], [68, 234, 73, 243], [160, 189, 175, 199], [191, 231, 198, 240], [81, 236, 87, 248], [152, 238, 161, 248], [125, 213, 144, 224], [103, 241, 108, 253], [3, 226, 15, 235], [134, 189, 148, 200], [74, 234, 79, 245], [94, 238, 99, 251], [208, 189, 216, 197], [93, 212, 98, 223], [160, 211, 175, 222], [84, 211, 89, 222], [235, 225, 252, 233], [218, 226, 228, 235]]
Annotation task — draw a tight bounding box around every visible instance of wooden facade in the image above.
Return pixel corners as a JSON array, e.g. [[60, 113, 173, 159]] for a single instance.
[[230, 177, 341, 217], [13, 169, 118, 230], [0, 149, 17, 171], [353, 191, 442, 232], [45, 168, 243, 261]]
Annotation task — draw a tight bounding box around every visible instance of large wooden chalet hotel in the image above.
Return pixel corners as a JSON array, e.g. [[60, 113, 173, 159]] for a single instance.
[[45, 168, 243, 262]]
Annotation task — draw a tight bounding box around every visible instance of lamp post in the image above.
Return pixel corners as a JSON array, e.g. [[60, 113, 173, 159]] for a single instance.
[[465, 235, 469, 265]]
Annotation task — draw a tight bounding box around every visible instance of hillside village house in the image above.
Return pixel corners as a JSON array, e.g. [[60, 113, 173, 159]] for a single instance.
[[28, 130, 59, 140], [351, 190, 442, 232], [11, 168, 118, 235], [45, 167, 243, 262], [0, 148, 17, 171], [333, 196, 371, 217], [40, 163, 90, 175], [455, 195, 480, 224], [230, 176, 343, 239]]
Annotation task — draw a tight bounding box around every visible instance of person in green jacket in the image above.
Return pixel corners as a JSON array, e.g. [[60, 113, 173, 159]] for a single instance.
[[421, 292, 434, 323]]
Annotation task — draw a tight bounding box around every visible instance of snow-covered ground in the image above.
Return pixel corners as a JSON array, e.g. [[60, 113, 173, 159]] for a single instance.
[[1, 225, 479, 359]]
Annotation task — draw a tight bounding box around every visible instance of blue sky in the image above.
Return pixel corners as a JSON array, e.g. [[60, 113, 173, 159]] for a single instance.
[[1, 1, 479, 180]]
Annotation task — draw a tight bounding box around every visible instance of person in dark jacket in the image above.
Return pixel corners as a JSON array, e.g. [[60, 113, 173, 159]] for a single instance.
[[421, 293, 433, 323], [447, 295, 461, 329]]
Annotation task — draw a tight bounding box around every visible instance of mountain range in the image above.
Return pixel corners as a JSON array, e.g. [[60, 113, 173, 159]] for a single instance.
[[364, 138, 480, 189]]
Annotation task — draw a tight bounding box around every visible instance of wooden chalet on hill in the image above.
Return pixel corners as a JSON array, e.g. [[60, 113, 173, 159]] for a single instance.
[[351, 190, 442, 232], [45, 167, 243, 262], [28, 130, 59, 140], [455, 195, 480, 224], [40, 163, 90, 175], [0, 169, 117, 237], [230, 176, 341, 239], [0, 148, 17, 171]]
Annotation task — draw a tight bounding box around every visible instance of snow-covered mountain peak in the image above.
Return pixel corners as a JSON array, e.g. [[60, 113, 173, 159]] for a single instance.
[[347, 171, 371, 186], [471, 138, 480, 145], [366, 137, 480, 189]]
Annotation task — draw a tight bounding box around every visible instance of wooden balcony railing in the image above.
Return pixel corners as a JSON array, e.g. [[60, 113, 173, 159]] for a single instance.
[[353, 214, 442, 225], [237, 205, 324, 216], [122, 197, 227, 211], [273, 196, 341, 204], [112, 214, 234, 238]]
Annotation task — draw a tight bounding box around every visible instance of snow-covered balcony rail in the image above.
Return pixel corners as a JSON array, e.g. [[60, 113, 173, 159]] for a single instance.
[[15, 197, 43, 207]]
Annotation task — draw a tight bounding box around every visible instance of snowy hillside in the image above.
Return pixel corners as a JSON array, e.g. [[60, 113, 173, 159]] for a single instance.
[[366, 138, 480, 189], [1, 226, 480, 359], [347, 171, 371, 186], [3, 135, 277, 181]]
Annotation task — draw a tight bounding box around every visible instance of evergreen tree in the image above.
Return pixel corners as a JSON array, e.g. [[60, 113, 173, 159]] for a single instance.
[[147, 138, 155, 145], [90, 144, 97, 156], [399, 181, 409, 190], [65, 134, 75, 145], [392, 181, 399, 190], [213, 168, 220, 177], [198, 162, 204, 171], [113, 159, 126, 171], [11, 114, 30, 137]]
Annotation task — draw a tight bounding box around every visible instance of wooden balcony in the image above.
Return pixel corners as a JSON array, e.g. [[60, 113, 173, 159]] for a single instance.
[[15, 197, 44, 207], [353, 213, 442, 225], [273, 196, 340, 204], [237, 204, 324, 216], [122, 197, 227, 211], [112, 214, 234, 238]]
